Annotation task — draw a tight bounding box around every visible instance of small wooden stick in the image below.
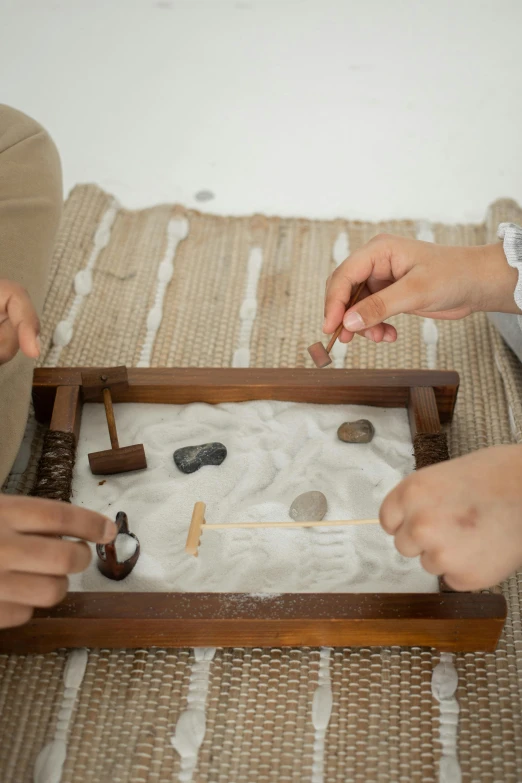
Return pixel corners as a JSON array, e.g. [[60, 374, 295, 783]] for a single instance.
[[185, 501, 207, 556], [103, 388, 119, 450]]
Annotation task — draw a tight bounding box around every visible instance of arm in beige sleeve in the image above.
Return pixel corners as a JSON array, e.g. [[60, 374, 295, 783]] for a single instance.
[[0, 104, 62, 486]]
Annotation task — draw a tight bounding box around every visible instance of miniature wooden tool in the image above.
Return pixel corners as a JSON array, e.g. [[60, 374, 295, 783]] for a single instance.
[[96, 511, 140, 580], [308, 282, 365, 368], [81, 367, 147, 475], [185, 502, 378, 556]]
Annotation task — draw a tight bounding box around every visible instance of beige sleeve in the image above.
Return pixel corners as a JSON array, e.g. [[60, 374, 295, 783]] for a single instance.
[[0, 104, 63, 486]]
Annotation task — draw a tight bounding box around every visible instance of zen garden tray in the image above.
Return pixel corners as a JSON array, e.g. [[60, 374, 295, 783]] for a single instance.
[[0, 367, 506, 654]]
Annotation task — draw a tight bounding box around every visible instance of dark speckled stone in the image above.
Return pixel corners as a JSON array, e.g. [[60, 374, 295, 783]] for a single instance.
[[174, 442, 227, 474]]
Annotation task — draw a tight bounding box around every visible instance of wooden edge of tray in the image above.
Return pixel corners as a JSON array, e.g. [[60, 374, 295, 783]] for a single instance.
[[0, 591, 506, 654], [32, 367, 460, 424]]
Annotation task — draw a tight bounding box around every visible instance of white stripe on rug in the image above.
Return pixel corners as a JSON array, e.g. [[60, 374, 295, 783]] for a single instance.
[[171, 647, 216, 783], [137, 216, 189, 368], [232, 247, 263, 368], [415, 220, 438, 369], [417, 221, 459, 781], [330, 231, 350, 369], [35, 202, 117, 781], [432, 653, 462, 783], [311, 647, 333, 783], [34, 649, 88, 783], [46, 200, 119, 366]]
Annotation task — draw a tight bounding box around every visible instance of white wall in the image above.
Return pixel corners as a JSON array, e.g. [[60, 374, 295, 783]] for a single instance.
[[1, 0, 521, 221]]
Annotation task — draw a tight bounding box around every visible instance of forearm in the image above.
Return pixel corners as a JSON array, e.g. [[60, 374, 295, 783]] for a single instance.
[[471, 241, 521, 315]]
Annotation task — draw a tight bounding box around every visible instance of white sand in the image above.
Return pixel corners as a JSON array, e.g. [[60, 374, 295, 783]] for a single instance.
[[69, 401, 437, 593]]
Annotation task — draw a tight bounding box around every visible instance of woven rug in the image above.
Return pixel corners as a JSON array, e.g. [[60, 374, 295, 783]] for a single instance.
[[1, 187, 522, 782]]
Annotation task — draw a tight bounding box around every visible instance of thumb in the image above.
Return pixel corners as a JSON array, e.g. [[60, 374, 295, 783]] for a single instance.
[[343, 279, 420, 331]]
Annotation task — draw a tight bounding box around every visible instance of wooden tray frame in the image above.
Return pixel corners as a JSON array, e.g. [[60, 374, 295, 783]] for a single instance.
[[0, 367, 507, 653]]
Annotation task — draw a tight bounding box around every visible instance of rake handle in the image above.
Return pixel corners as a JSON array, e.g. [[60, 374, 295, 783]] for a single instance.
[[103, 388, 119, 450], [204, 519, 379, 529]]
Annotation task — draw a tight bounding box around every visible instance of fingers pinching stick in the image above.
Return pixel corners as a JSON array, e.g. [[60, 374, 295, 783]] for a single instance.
[[185, 503, 378, 556], [308, 282, 365, 368]]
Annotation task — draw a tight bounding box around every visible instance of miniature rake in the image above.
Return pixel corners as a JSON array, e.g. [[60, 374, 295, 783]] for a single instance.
[[185, 501, 379, 556]]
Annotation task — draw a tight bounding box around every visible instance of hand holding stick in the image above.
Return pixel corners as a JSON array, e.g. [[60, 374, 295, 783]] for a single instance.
[[308, 282, 365, 368]]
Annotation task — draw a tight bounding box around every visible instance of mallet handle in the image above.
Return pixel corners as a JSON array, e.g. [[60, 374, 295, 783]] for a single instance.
[[103, 388, 119, 450], [326, 323, 344, 353], [204, 519, 379, 529], [326, 281, 365, 354]]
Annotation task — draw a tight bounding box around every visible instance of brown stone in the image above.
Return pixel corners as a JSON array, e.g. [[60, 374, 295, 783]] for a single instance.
[[337, 419, 375, 444]]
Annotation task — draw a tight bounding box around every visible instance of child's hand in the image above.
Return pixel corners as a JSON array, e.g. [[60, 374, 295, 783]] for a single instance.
[[380, 445, 522, 590], [0, 279, 41, 363], [324, 235, 520, 344], [0, 496, 116, 628]]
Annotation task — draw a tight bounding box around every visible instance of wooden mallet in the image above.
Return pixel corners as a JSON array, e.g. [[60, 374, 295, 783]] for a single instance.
[[308, 282, 365, 368], [82, 367, 147, 475], [185, 502, 378, 556]]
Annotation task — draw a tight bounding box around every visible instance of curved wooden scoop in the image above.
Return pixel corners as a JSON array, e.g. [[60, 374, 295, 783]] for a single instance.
[[97, 511, 140, 580]]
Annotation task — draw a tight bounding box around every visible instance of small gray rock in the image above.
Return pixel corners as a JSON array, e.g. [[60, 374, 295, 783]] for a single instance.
[[290, 491, 327, 522], [174, 442, 227, 474], [337, 419, 375, 444], [195, 189, 215, 202]]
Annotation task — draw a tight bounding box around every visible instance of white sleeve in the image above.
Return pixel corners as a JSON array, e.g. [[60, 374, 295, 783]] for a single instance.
[[498, 222, 522, 308], [498, 222, 522, 331]]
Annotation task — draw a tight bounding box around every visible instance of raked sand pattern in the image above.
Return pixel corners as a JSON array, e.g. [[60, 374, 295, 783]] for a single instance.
[[69, 400, 437, 595]]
